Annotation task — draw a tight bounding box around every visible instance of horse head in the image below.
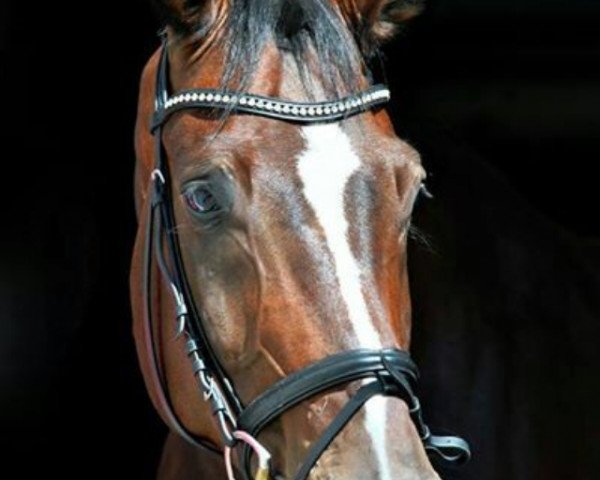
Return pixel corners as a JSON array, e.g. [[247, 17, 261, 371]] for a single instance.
[[131, 1, 467, 478]]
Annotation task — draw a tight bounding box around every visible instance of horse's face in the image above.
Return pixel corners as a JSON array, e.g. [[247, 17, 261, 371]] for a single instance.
[[134, 0, 438, 478]]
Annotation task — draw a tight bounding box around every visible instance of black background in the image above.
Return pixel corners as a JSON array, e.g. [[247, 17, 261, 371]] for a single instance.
[[1, 1, 598, 478]]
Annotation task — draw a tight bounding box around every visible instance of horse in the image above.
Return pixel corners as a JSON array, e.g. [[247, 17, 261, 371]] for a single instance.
[[129, 1, 469, 478]]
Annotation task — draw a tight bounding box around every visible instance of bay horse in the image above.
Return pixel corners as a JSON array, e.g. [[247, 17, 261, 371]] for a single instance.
[[130, 1, 469, 479]]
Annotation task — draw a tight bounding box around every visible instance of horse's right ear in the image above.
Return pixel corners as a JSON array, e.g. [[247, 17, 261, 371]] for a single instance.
[[151, 0, 224, 35]]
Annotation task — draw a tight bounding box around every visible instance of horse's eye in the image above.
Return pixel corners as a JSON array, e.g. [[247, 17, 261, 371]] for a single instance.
[[183, 183, 222, 217]]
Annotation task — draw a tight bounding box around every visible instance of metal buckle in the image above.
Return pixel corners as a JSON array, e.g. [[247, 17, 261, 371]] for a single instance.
[[151, 169, 166, 184], [150, 169, 167, 207]]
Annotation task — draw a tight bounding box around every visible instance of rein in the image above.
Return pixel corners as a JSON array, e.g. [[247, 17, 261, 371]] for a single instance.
[[143, 37, 471, 480]]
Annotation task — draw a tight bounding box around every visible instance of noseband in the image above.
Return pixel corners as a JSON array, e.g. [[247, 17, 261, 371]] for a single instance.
[[143, 37, 470, 480]]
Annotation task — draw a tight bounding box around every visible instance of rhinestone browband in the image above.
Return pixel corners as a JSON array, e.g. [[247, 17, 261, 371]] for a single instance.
[[152, 84, 390, 129]]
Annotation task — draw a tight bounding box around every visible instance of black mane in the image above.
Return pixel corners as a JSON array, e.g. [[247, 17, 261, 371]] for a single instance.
[[222, 0, 364, 95], [150, 0, 370, 96]]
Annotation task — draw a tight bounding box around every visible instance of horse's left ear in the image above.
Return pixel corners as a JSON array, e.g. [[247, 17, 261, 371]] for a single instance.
[[341, 0, 424, 52]]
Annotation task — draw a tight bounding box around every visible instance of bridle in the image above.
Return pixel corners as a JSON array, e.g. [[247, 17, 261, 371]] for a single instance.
[[142, 36, 471, 480], [145, 35, 471, 480]]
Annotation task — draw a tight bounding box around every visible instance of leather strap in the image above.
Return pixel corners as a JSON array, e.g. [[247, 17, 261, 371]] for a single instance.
[[293, 381, 385, 480], [237, 349, 470, 479], [152, 85, 391, 130], [142, 44, 244, 443], [152, 44, 244, 417], [141, 158, 222, 452], [425, 434, 472, 464], [238, 349, 418, 437]]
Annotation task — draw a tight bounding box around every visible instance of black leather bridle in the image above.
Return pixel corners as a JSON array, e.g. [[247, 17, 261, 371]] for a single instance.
[[143, 36, 471, 480]]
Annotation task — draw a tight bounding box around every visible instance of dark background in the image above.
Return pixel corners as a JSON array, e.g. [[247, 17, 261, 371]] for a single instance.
[[1, 1, 598, 479]]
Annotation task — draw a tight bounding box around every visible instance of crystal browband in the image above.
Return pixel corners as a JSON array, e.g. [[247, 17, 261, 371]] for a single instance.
[[152, 84, 391, 129]]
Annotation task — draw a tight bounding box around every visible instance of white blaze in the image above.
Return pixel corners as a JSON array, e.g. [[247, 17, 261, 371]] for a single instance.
[[297, 124, 391, 479], [365, 397, 393, 480], [297, 124, 380, 348]]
